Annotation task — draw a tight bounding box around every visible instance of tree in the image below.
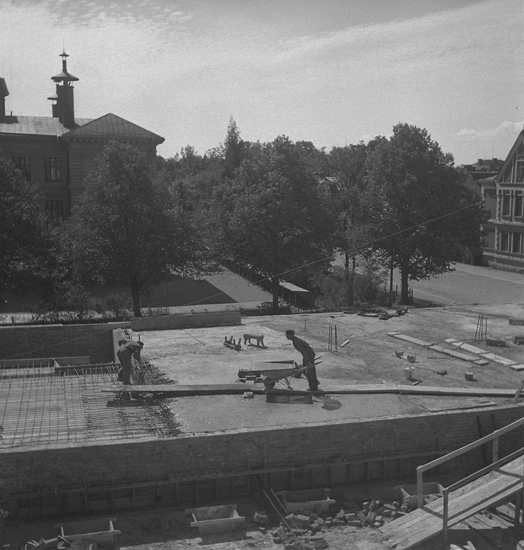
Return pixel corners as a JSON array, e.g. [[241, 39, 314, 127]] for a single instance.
[[0, 154, 50, 305], [327, 142, 376, 304], [208, 136, 336, 313], [62, 141, 210, 317], [223, 117, 245, 180], [363, 123, 488, 304]]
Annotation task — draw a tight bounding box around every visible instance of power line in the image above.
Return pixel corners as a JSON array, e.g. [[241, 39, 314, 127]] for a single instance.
[[180, 198, 484, 307]]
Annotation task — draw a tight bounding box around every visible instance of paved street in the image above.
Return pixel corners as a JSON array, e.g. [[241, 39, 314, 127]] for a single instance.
[[402, 263, 524, 306]]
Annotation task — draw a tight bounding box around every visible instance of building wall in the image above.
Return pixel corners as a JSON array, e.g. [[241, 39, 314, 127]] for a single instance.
[[1, 404, 523, 507], [0, 323, 119, 364], [0, 135, 70, 217]]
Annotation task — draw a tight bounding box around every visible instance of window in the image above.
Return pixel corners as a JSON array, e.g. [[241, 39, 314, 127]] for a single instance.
[[515, 193, 523, 218], [517, 161, 524, 182], [500, 231, 509, 251], [501, 191, 511, 216], [12, 157, 31, 180], [46, 200, 64, 226], [513, 233, 522, 254], [44, 158, 62, 182]]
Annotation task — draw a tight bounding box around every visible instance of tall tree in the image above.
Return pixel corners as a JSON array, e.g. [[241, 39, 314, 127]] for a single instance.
[[327, 142, 375, 304], [223, 117, 245, 180], [208, 136, 336, 313], [363, 123, 488, 303], [62, 141, 210, 317], [0, 154, 50, 305]]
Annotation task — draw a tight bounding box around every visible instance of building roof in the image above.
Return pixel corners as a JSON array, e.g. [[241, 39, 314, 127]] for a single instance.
[[0, 115, 92, 136], [63, 113, 164, 144], [496, 129, 524, 182], [0, 113, 164, 144]]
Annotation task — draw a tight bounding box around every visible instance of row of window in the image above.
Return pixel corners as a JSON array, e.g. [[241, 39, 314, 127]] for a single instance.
[[12, 157, 62, 182], [499, 231, 523, 254], [500, 191, 524, 218]]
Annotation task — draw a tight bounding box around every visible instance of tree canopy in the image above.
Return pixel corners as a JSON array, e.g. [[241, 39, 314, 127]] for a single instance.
[[208, 136, 336, 312], [61, 141, 211, 316], [0, 154, 50, 306], [363, 123, 488, 303]]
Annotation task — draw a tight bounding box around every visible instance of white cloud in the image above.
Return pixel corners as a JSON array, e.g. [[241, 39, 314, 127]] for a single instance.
[[457, 121, 524, 141]]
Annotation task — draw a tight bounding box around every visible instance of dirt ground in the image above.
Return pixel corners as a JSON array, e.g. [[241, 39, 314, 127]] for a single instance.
[[6, 303, 524, 550]]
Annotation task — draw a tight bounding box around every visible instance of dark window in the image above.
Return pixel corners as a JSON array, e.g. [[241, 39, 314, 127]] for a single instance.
[[517, 162, 524, 182], [501, 192, 511, 216], [513, 233, 522, 254], [44, 158, 62, 182], [12, 157, 31, 180], [500, 231, 509, 251], [46, 200, 64, 226], [515, 193, 523, 217]]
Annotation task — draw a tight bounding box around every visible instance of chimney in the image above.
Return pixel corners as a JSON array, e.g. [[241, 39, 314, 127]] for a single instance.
[[0, 77, 9, 120], [49, 50, 78, 128]]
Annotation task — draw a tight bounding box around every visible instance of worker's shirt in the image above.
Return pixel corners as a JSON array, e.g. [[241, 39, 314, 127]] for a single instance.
[[118, 340, 142, 358], [292, 336, 315, 363]]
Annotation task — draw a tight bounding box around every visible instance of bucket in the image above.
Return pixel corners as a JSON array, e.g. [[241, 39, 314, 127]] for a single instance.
[[403, 365, 414, 380]]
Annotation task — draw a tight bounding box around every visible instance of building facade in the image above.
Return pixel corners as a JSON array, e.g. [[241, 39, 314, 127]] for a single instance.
[[0, 52, 164, 223], [478, 130, 524, 271]]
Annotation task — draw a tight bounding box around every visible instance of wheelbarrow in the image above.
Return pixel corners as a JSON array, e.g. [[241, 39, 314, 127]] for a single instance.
[[241, 360, 309, 390]]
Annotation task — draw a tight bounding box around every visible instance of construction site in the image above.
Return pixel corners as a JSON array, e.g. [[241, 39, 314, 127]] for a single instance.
[[2, 301, 524, 550]]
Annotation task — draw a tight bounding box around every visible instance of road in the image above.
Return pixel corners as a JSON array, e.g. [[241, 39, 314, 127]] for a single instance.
[[401, 263, 524, 306]]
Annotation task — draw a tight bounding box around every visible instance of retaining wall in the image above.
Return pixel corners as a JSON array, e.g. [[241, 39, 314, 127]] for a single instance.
[[2, 404, 523, 506], [0, 323, 122, 364], [130, 311, 241, 331]]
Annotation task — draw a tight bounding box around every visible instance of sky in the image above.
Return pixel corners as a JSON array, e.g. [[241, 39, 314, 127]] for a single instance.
[[1, 0, 523, 165]]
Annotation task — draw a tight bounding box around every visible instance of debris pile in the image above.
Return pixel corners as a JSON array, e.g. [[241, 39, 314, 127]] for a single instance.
[[22, 538, 98, 550], [270, 498, 411, 548]]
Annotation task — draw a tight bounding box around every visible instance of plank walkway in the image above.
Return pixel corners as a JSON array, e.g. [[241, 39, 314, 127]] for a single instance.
[[380, 455, 524, 550]]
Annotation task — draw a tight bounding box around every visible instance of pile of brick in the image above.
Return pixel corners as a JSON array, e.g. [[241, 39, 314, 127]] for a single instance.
[[271, 498, 411, 548], [22, 538, 97, 550]]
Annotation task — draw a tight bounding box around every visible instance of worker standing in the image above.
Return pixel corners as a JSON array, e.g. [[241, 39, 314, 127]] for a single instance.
[[285, 329, 320, 392], [116, 339, 144, 399]]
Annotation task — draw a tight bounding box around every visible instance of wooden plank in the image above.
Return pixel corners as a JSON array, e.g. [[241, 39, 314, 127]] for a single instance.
[[101, 384, 520, 398], [380, 456, 524, 550], [387, 333, 432, 347]]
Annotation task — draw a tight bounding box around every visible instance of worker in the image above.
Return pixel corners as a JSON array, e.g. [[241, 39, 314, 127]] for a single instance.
[[285, 329, 320, 392], [116, 339, 144, 399]]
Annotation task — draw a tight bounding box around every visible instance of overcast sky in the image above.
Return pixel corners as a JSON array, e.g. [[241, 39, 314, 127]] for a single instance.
[[1, 0, 523, 164]]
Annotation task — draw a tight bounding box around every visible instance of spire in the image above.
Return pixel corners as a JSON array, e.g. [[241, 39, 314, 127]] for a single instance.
[[49, 50, 78, 128]]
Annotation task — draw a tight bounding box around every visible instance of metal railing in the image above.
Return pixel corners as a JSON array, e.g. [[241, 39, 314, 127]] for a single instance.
[[416, 415, 524, 544]]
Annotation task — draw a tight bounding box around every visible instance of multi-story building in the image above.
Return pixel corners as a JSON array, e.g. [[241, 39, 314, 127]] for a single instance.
[[0, 51, 164, 223], [477, 130, 524, 271]]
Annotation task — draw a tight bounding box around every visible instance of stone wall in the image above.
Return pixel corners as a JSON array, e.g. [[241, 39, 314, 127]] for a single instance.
[[2, 403, 523, 503]]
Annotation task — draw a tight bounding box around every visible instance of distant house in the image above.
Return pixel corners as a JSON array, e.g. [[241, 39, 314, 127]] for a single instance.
[[475, 131, 524, 271], [0, 51, 164, 224]]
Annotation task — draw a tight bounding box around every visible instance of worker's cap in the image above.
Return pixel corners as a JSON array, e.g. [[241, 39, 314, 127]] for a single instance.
[[285, 329, 295, 336]]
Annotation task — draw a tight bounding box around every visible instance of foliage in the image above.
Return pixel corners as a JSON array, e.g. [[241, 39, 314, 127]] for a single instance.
[[0, 154, 51, 305], [61, 141, 212, 317], [363, 123, 489, 303], [311, 264, 389, 309], [207, 136, 336, 313], [224, 117, 245, 180]]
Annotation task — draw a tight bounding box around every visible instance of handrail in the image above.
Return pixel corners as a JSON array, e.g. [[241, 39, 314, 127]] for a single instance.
[[416, 414, 524, 546]]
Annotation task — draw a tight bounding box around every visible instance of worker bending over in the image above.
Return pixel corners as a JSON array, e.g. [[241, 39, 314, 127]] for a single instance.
[[285, 329, 320, 392], [116, 339, 144, 386]]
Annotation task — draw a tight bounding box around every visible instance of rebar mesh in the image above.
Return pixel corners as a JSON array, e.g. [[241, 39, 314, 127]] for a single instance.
[[0, 362, 179, 448]]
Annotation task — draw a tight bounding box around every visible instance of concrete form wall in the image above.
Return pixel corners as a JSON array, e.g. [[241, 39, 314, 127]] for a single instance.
[[130, 311, 241, 331], [2, 404, 524, 507], [0, 323, 120, 364]]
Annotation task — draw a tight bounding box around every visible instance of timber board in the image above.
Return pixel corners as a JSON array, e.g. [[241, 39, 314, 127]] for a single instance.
[[101, 384, 518, 398]]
